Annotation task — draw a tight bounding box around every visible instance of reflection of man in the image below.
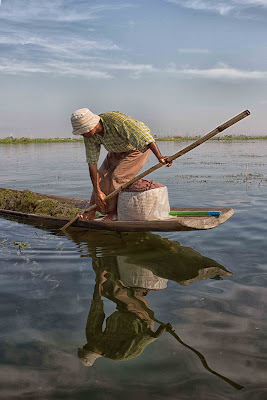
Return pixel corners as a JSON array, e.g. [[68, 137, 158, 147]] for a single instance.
[[78, 257, 171, 367]]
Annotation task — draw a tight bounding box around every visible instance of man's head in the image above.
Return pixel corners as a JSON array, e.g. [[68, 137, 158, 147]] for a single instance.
[[71, 108, 100, 137], [78, 348, 103, 367]]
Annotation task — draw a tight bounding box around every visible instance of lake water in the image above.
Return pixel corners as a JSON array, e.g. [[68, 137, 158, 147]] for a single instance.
[[0, 141, 266, 400]]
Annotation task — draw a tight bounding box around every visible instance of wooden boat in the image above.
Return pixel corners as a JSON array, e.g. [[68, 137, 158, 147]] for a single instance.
[[0, 188, 234, 232]]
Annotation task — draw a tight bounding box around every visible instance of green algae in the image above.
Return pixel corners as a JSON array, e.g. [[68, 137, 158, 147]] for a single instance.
[[0, 189, 83, 218]]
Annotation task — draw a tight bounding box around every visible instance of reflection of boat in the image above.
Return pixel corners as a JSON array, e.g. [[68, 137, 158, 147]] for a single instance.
[[67, 230, 233, 284], [0, 189, 234, 232]]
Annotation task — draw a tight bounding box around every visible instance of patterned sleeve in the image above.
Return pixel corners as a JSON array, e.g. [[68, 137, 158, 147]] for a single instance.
[[122, 118, 155, 152], [86, 299, 105, 339], [83, 137, 101, 164]]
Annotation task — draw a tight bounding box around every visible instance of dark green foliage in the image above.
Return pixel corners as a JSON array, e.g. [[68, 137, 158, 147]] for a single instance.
[[0, 189, 83, 218]]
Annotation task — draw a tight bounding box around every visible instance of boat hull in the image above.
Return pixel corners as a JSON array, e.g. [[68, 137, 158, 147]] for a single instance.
[[0, 189, 234, 232]]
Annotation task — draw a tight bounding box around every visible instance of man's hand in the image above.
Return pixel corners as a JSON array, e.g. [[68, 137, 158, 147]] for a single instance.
[[158, 156, 173, 167], [95, 189, 107, 212], [162, 322, 173, 331], [153, 322, 173, 337], [147, 142, 173, 167]]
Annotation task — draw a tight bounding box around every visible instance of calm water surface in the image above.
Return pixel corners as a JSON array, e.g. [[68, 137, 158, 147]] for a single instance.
[[0, 141, 266, 399]]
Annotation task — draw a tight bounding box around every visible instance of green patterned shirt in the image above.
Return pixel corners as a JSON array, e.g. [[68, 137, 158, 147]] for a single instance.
[[83, 111, 155, 164]]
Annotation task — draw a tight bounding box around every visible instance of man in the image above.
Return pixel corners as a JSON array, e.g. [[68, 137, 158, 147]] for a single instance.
[[71, 108, 172, 220]]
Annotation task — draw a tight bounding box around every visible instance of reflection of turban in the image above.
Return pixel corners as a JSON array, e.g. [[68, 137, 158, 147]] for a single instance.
[[117, 256, 168, 289], [78, 348, 103, 367], [71, 108, 100, 135]]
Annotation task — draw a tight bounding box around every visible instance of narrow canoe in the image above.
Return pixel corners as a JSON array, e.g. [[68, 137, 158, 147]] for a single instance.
[[0, 189, 234, 232]]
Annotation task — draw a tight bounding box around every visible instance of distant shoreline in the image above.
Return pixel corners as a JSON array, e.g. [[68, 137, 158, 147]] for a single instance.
[[0, 135, 266, 144]]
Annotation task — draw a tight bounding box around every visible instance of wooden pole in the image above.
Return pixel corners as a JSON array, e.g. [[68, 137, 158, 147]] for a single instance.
[[61, 110, 250, 230]]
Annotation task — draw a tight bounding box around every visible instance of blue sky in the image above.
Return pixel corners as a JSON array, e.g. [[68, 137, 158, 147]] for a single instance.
[[0, 0, 267, 137]]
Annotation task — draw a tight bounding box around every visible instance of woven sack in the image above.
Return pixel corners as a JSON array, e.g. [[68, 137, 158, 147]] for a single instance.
[[118, 186, 170, 221]]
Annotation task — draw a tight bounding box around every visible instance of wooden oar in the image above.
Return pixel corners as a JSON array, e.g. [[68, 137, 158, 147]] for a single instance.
[[61, 109, 250, 230]]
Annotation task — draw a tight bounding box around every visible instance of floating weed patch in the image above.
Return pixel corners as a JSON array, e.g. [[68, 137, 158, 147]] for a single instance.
[[224, 172, 267, 186], [0, 189, 83, 218], [13, 241, 30, 251], [225, 173, 263, 178], [200, 161, 226, 165], [172, 174, 212, 183], [0, 238, 30, 253]]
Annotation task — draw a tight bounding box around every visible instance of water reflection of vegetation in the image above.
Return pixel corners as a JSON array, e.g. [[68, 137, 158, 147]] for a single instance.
[[64, 230, 243, 389]]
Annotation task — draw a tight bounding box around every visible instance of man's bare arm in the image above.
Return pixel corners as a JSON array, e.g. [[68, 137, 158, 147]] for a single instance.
[[148, 142, 173, 167], [88, 163, 106, 210]]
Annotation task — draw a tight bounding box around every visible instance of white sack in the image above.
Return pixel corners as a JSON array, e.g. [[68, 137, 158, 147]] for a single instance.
[[118, 186, 170, 221]]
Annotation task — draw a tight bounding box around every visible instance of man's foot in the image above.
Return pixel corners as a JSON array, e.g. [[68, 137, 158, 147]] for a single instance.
[[78, 210, 96, 221], [103, 212, 118, 221]]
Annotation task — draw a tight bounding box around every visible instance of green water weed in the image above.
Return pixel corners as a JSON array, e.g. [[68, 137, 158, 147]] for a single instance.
[[0, 189, 83, 218]]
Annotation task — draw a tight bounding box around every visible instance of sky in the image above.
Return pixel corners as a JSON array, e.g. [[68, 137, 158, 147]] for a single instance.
[[0, 0, 267, 138]]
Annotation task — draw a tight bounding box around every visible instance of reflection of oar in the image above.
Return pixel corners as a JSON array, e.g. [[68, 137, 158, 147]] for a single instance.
[[104, 269, 244, 391], [61, 110, 250, 230], [153, 316, 244, 390]]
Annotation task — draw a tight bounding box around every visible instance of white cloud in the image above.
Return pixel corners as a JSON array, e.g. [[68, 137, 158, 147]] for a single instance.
[[165, 63, 267, 80], [0, 2, 130, 80], [1, 1, 266, 82], [0, 55, 157, 80], [2, 54, 267, 81], [0, 25, 120, 79], [0, 1, 134, 22], [96, 62, 157, 79], [0, 58, 111, 79], [94, 62, 156, 72], [166, 0, 267, 16], [0, 22, 155, 80], [166, 0, 233, 15], [0, 35, 120, 55], [178, 48, 210, 54], [236, 0, 267, 5]]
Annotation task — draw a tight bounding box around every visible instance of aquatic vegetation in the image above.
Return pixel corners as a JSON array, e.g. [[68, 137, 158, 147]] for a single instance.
[[156, 135, 267, 141], [0, 237, 30, 253], [155, 135, 267, 142], [0, 137, 83, 144], [0, 189, 83, 218], [13, 241, 30, 251], [1, 135, 267, 144]]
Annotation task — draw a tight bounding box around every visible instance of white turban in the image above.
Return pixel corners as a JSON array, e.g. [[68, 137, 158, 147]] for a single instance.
[[71, 108, 100, 136]]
